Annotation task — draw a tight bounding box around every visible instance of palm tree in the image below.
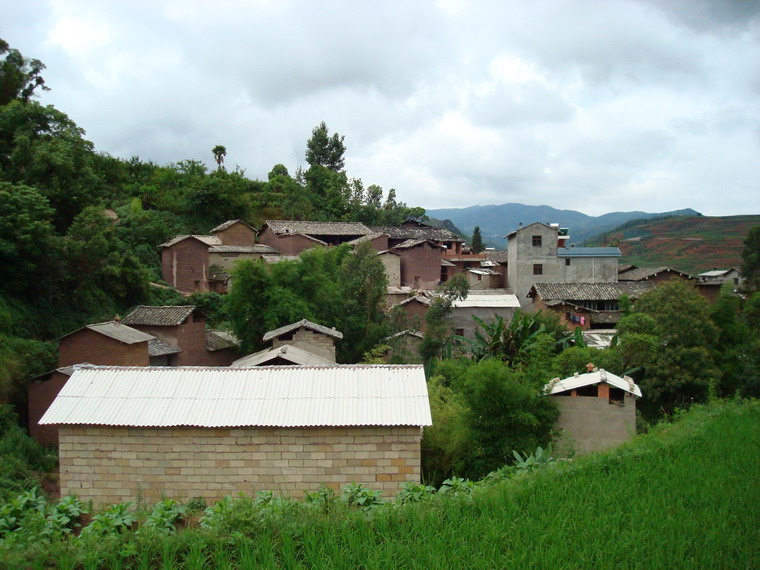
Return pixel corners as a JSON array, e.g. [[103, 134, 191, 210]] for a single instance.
[[212, 145, 227, 170]]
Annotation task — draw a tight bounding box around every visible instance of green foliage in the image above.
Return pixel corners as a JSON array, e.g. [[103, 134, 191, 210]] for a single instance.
[[396, 481, 435, 504], [340, 483, 384, 510], [512, 444, 555, 472], [0, 39, 50, 106], [470, 226, 484, 253], [142, 499, 187, 534], [741, 224, 760, 292], [305, 121, 345, 172], [80, 503, 135, 537], [0, 405, 56, 500]]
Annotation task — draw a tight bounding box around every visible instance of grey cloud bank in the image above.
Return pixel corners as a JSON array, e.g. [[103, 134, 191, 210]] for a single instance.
[[2, 0, 759, 217]]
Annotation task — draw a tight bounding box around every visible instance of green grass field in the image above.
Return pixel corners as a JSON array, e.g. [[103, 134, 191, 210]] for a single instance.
[[2, 400, 759, 568]]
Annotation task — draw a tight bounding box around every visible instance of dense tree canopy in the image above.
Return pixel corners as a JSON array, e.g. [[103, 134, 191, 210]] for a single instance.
[[741, 225, 760, 292]]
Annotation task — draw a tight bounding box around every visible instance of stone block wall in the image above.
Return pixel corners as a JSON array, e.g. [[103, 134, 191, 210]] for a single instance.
[[59, 425, 422, 509], [272, 329, 337, 362]]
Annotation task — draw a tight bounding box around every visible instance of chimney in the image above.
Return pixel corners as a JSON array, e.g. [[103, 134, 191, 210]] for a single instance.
[[114, 315, 121, 324], [586, 362, 595, 373]]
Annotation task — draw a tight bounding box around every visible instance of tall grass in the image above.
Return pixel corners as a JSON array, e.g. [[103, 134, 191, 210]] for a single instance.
[[1, 400, 758, 568]]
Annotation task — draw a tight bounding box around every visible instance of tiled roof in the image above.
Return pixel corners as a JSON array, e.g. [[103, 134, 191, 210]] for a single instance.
[[206, 330, 240, 352], [371, 226, 464, 242], [148, 338, 182, 357], [263, 319, 344, 342], [209, 244, 279, 254], [158, 235, 222, 248], [468, 268, 500, 276], [392, 296, 432, 309], [210, 219, 255, 233], [557, 247, 621, 258], [545, 369, 642, 397], [123, 306, 196, 327], [347, 232, 387, 245], [393, 238, 445, 250], [231, 345, 337, 367], [264, 220, 372, 236], [618, 266, 692, 281], [384, 330, 424, 341], [39, 364, 432, 427], [261, 254, 300, 263], [483, 250, 508, 263], [74, 322, 154, 345], [440, 259, 456, 267], [529, 282, 656, 301]]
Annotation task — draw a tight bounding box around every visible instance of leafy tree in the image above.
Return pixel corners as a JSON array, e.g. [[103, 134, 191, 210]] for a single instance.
[[471, 226, 484, 253], [305, 121, 346, 171], [740, 225, 760, 292], [622, 280, 720, 418], [421, 275, 469, 363], [212, 145, 227, 170], [0, 39, 49, 105]]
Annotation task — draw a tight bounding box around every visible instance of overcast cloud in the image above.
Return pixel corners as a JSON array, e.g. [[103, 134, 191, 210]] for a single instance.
[[2, 0, 759, 216]]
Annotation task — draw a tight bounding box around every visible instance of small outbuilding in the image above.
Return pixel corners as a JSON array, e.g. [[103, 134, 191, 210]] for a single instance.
[[545, 367, 642, 454], [40, 364, 431, 508]]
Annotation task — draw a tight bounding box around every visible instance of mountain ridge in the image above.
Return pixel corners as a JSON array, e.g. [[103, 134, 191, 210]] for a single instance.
[[425, 203, 701, 247]]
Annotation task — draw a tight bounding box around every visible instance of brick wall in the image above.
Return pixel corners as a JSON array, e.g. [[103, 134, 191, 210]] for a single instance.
[[397, 244, 442, 290], [214, 223, 255, 246], [59, 425, 422, 509], [28, 371, 71, 447], [258, 228, 317, 256], [58, 329, 149, 367], [161, 239, 210, 293], [272, 329, 337, 362]]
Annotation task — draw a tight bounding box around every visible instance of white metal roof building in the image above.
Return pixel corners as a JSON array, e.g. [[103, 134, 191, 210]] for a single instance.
[[544, 369, 642, 398], [40, 364, 432, 428], [47, 364, 431, 506]]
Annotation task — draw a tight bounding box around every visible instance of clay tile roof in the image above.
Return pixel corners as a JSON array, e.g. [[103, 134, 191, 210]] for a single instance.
[[264, 220, 372, 236], [158, 235, 222, 248], [210, 219, 255, 233], [347, 232, 387, 245], [483, 250, 508, 263], [123, 305, 197, 327], [263, 319, 344, 342], [81, 322, 154, 344], [148, 338, 182, 356], [528, 282, 656, 301], [206, 330, 240, 351], [393, 238, 444, 250], [208, 244, 278, 254], [392, 296, 432, 309], [618, 266, 692, 281], [371, 225, 464, 242]]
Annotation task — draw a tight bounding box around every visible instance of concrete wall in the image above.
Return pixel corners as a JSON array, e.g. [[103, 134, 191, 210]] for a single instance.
[[379, 253, 401, 287], [397, 244, 442, 290], [58, 329, 149, 368], [507, 223, 561, 302], [161, 239, 210, 293], [558, 256, 619, 284], [552, 393, 636, 454], [213, 223, 255, 246], [271, 329, 337, 362], [448, 306, 519, 340], [58, 425, 422, 508]]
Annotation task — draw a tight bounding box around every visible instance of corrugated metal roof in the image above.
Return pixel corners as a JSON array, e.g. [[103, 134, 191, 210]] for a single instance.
[[529, 282, 656, 301], [544, 369, 642, 397], [231, 345, 337, 367], [84, 322, 155, 344], [123, 305, 196, 327], [453, 294, 521, 308], [557, 247, 621, 258], [39, 365, 431, 427], [263, 319, 344, 342]]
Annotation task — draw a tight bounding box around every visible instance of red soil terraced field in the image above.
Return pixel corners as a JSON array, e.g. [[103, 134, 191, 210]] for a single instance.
[[600, 215, 760, 275]]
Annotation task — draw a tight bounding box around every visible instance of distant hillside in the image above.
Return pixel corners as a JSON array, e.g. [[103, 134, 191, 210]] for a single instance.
[[586, 215, 759, 275], [425, 204, 700, 248]]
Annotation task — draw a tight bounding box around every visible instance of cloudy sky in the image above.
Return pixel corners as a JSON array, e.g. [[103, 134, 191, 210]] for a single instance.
[[2, 0, 759, 216]]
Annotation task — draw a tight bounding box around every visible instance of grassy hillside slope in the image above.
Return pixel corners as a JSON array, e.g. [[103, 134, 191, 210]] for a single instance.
[[590, 215, 760, 274], [3, 400, 757, 568]]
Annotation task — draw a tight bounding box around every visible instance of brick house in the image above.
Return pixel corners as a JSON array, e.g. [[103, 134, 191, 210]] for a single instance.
[[257, 220, 373, 256], [393, 239, 445, 290], [372, 222, 464, 256], [262, 319, 343, 362], [210, 219, 256, 246], [388, 295, 431, 332], [545, 367, 641, 454], [27, 366, 74, 447], [122, 305, 239, 366], [40, 364, 431, 508], [450, 291, 521, 339], [618, 265, 693, 284], [527, 282, 656, 330], [159, 235, 220, 293]]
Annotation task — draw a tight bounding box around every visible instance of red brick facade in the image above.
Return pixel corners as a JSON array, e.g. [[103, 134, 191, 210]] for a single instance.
[[161, 238, 211, 293], [212, 222, 255, 246], [397, 243, 443, 290], [58, 329, 149, 368]]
